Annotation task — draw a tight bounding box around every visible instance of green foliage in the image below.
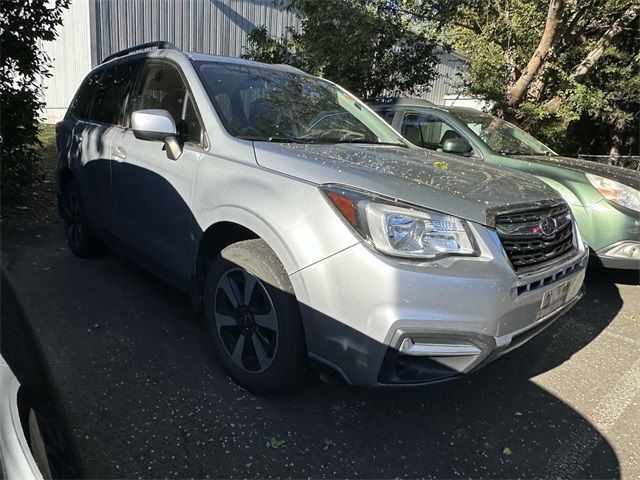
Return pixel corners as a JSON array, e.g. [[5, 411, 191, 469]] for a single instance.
[[0, 0, 70, 200], [443, 0, 639, 156], [242, 0, 440, 98]]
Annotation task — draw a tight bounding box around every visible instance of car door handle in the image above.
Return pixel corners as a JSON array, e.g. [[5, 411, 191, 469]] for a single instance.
[[112, 146, 126, 160]]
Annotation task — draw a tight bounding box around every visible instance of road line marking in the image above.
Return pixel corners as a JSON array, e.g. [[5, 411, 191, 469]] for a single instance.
[[542, 357, 640, 479], [602, 330, 640, 347]]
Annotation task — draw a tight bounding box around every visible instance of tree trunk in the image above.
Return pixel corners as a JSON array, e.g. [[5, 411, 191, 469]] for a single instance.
[[572, 3, 640, 82], [609, 129, 622, 161], [507, 0, 564, 106], [528, 64, 549, 101], [545, 3, 640, 114]]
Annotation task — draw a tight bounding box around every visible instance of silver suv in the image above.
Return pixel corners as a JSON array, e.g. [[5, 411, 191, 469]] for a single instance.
[[56, 42, 588, 393]]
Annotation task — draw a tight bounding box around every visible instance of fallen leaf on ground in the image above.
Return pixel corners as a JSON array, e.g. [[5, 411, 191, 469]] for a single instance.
[[266, 437, 285, 449], [433, 161, 449, 170]]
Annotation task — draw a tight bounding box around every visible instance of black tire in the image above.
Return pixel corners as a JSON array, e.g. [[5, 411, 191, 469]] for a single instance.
[[61, 180, 105, 257], [203, 239, 306, 394]]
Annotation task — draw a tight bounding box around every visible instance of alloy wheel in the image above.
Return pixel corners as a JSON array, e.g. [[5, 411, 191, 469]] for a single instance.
[[64, 190, 83, 247], [214, 268, 279, 373]]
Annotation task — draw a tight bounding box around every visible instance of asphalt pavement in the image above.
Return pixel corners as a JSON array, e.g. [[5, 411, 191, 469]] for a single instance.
[[1, 207, 639, 479]]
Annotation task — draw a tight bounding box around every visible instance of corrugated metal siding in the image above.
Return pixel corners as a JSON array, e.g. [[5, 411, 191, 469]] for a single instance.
[[41, 0, 93, 121], [418, 49, 468, 105], [92, 0, 301, 63], [42, 1, 472, 120]]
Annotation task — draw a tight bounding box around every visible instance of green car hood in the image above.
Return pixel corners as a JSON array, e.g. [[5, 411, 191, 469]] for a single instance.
[[515, 155, 639, 189]]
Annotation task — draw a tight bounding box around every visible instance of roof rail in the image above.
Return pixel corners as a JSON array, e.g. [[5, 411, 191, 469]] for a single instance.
[[101, 41, 180, 64]]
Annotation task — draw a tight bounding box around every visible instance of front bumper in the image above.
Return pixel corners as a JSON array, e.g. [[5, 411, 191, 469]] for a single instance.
[[377, 284, 584, 385], [290, 223, 588, 387], [573, 198, 640, 270], [592, 241, 640, 270]]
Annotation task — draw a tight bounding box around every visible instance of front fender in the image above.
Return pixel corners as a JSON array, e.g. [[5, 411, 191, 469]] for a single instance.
[[535, 176, 583, 207], [195, 205, 302, 275]]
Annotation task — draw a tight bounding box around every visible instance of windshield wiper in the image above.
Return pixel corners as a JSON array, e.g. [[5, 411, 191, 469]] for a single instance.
[[508, 151, 555, 156], [239, 135, 307, 144], [500, 150, 535, 156], [240, 135, 405, 147], [267, 137, 307, 143], [331, 140, 407, 147]]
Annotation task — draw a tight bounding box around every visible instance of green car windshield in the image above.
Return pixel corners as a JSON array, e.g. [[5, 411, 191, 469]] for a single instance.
[[195, 61, 407, 146], [452, 109, 555, 156]]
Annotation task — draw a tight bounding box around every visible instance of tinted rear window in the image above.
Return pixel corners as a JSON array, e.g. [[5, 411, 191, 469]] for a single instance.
[[91, 61, 140, 126], [69, 70, 101, 120]]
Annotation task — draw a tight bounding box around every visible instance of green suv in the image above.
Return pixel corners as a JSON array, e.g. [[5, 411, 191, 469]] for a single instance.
[[369, 98, 640, 270]]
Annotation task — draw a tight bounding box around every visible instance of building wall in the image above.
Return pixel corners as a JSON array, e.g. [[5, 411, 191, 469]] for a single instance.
[[41, 1, 93, 123], [91, 0, 301, 63], [41, 0, 300, 122], [418, 49, 468, 105], [41, 1, 474, 122]]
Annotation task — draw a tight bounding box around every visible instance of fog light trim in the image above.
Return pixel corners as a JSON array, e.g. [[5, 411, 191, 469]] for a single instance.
[[603, 241, 640, 259], [399, 338, 482, 357]]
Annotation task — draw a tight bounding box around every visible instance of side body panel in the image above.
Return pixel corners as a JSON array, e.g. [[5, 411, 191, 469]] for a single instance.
[[0, 360, 43, 480], [110, 130, 202, 285], [68, 121, 117, 235], [189, 136, 360, 276]]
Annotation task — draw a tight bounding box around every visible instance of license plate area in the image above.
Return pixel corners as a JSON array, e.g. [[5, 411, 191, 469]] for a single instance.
[[537, 281, 570, 319]]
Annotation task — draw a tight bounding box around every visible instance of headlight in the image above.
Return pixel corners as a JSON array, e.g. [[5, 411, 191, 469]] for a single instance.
[[321, 184, 478, 260], [586, 173, 640, 213]]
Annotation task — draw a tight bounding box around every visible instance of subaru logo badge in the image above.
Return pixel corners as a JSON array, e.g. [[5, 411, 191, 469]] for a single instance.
[[539, 216, 557, 236]]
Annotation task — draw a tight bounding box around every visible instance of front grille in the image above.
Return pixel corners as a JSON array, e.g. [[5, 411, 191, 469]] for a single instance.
[[495, 203, 576, 272]]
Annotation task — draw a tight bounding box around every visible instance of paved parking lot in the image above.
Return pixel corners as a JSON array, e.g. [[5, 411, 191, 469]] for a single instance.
[[1, 204, 639, 479]]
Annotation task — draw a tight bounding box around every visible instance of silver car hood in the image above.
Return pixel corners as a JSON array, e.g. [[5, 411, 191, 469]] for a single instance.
[[253, 143, 562, 226], [514, 154, 639, 189]]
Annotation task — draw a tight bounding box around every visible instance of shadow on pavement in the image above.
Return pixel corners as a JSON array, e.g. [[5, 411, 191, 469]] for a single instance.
[[496, 267, 625, 381], [0, 221, 625, 478], [1, 274, 81, 479]]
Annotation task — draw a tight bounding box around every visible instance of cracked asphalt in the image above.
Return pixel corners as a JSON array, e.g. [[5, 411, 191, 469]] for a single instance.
[[1, 192, 639, 478]]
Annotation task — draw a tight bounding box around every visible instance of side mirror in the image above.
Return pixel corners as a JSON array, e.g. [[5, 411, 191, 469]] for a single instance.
[[442, 137, 473, 156], [131, 109, 182, 160]]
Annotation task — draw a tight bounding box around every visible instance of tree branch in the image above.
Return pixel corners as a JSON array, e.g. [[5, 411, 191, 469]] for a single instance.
[[571, 3, 640, 82], [507, 0, 564, 106], [545, 3, 640, 113]]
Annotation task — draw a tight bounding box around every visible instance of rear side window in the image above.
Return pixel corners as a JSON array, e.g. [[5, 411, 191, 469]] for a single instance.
[[70, 70, 101, 120], [402, 113, 457, 150], [376, 109, 396, 125], [91, 62, 139, 126]]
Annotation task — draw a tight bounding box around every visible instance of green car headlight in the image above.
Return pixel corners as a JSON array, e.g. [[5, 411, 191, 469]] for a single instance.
[[586, 173, 640, 213]]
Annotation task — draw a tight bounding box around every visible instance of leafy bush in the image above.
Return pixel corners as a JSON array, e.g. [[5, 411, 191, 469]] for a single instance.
[[0, 0, 70, 200], [242, 0, 441, 99]]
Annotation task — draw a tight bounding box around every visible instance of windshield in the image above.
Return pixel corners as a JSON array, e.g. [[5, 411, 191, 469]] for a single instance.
[[452, 109, 555, 156], [194, 61, 407, 146]]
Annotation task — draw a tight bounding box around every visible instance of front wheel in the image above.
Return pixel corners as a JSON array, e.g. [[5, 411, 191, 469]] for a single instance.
[[203, 239, 306, 394]]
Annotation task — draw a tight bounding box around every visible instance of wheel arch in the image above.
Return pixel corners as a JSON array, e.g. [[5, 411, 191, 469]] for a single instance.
[[56, 167, 75, 217], [191, 207, 301, 311]]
